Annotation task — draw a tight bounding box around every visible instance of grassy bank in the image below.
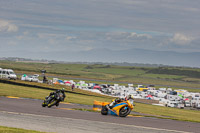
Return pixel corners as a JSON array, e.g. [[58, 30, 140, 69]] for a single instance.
[[0, 126, 46, 133], [1, 61, 200, 91], [0, 82, 113, 105], [134, 103, 200, 122], [0, 82, 200, 122]]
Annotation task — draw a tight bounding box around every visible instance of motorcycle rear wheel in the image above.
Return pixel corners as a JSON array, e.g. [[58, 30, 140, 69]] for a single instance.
[[101, 106, 108, 115], [119, 106, 131, 117]]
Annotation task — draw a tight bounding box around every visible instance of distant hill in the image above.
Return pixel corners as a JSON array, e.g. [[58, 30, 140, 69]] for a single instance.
[[0, 48, 200, 68]]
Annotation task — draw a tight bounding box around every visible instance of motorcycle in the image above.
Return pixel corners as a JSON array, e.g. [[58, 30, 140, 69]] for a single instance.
[[101, 99, 134, 117], [42, 92, 65, 108]]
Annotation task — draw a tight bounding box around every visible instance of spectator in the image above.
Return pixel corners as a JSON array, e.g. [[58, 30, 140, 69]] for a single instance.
[[71, 84, 75, 91], [43, 75, 47, 83]]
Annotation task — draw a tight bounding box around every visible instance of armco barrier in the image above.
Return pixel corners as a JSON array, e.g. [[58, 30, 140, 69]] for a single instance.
[[93, 100, 109, 111]]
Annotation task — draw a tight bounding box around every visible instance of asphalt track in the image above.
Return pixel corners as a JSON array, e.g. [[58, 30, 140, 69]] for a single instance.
[[0, 97, 199, 133]]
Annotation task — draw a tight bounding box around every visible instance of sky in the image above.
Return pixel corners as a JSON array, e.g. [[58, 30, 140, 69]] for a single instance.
[[0, 0, 200, 65]]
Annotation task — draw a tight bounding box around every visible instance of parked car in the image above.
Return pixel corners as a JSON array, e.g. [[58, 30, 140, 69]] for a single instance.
[[184, 99, 191, 107], [28, 74, 39, 82], [195, 102, 200, 109], [166, 101, 178, 108], [21, 74, 39, 82]]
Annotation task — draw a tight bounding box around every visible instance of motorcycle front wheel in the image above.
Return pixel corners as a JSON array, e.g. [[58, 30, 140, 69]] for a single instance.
[[42, 102, 47, 107], [119, 106, 131, 117]]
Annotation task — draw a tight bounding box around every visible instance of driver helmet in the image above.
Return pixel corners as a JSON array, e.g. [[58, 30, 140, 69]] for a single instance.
[[61, 88, 65, 92], [127, 94, 134, 100]]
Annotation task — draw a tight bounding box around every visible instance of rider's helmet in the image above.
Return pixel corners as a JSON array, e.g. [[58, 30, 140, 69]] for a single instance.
[[127, 94, 134, 100], [61, 88, 65, 93]]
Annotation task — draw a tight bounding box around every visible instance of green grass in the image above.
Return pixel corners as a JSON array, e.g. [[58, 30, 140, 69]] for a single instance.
[[142, 73, 184, 79], [0, 83, 51, 100], [134, 103, 200, 122], [0, 126, 46, 133], [0, 82, 113, 105], [89, 67, 146, 76], [1, 60, 200, 91], [0, 81, 200, 122]]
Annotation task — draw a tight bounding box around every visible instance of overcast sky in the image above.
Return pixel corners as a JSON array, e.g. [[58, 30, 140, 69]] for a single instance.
[[0, 0, 200, 60]]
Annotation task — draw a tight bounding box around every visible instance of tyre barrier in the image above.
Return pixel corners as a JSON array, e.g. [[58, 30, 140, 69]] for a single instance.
[[93, 100, 109, 111]]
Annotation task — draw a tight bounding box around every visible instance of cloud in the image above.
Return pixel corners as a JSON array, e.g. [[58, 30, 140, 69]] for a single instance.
[[37, 33, 65, 39], [128, 32, 152, 39], [106, 32, 152, 41], [184, 7, 199, 12], [21, 24, 61, 31], [170, 33, 192, 45], [16, 31, 30, 40], [66, 36, 77, 41], [0, 19, 18, 32], [0, 0, 200, 55], [37, 33, 77, 43]]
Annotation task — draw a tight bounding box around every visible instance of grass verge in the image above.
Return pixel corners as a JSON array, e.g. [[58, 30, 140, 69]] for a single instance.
[[0, 126, 46, 133], [0, 81, 113, 105]]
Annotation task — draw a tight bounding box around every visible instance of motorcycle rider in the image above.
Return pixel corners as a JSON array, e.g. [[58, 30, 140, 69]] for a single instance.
[[107, 94, 134, 109], [47, 88, 66, 106]]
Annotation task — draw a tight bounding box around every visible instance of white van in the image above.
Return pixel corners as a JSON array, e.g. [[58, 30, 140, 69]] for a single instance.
[[0, 68, 17, 80], [166, 100, 178, 108]]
